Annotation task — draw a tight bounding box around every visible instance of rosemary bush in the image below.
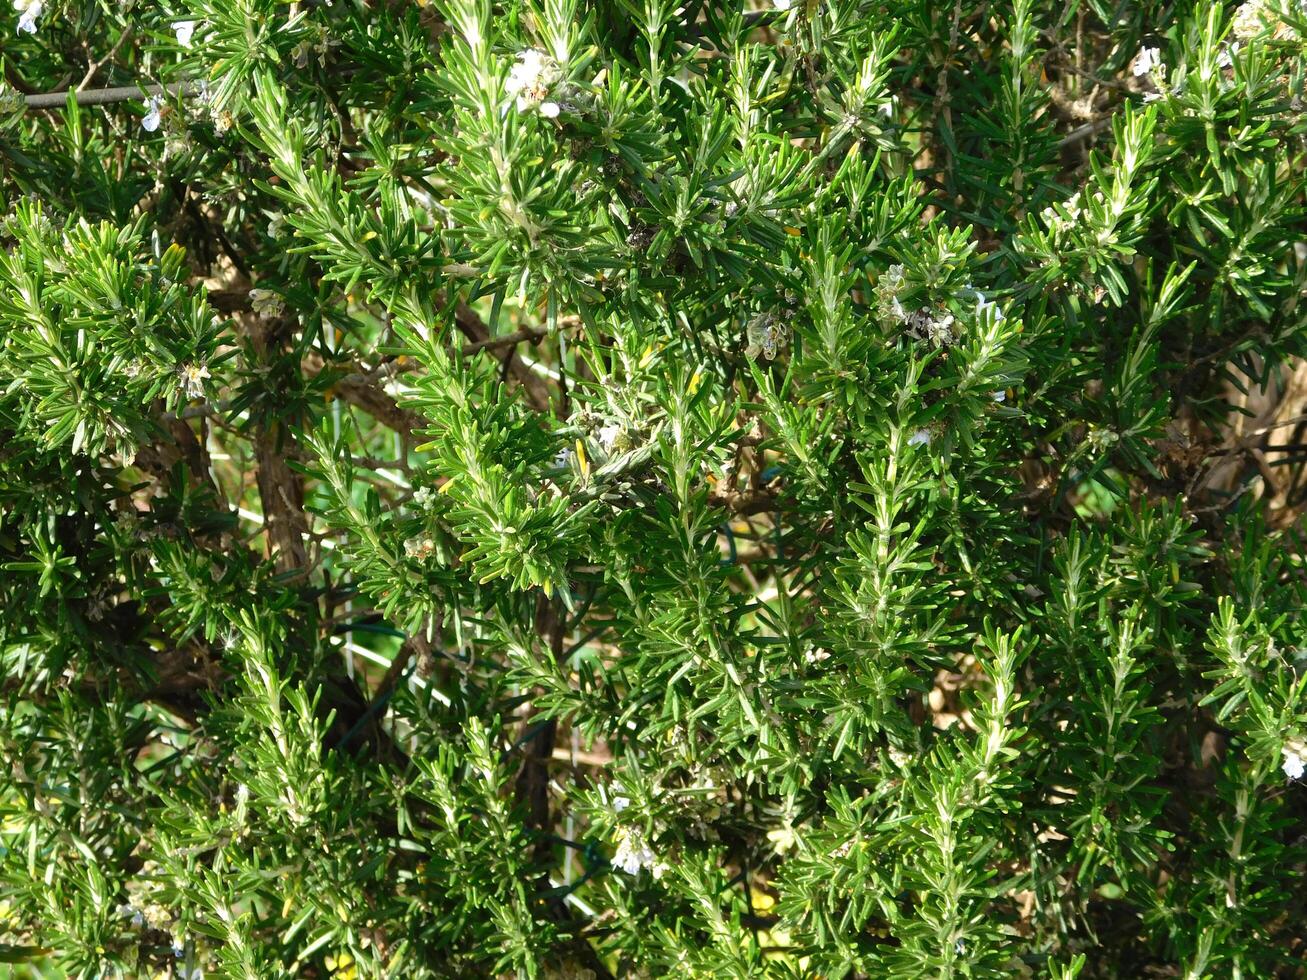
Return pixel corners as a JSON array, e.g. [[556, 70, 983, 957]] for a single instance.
[[2, 0, 1307, 976]]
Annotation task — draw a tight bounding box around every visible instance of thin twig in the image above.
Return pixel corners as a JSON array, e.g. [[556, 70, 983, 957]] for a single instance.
[[77, 26, 135, 92]]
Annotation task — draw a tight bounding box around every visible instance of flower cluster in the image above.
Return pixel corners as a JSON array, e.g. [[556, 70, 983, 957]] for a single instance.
[[1131, 45, 1164, 80], [291, 26, 338, 70], [904, 307, 957, 348], [875, 263, 909, 326], [115, 862, 175, 932], [611, 825, 666, 877], [1230, 0, 1298, 41], [506, 49, 563, 117]]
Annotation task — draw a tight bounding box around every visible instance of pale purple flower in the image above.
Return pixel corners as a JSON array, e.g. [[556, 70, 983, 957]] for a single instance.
[[14, 0, 41, 34], [142, 95, 164, 133], [1283, 743, 1306, 781]]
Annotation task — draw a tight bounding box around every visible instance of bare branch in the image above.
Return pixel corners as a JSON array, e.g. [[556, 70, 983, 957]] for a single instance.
[[23, 80, 201, 110]]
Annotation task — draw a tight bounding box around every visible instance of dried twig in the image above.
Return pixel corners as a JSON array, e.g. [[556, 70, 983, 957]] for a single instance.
[[77, 26, 135, 92]]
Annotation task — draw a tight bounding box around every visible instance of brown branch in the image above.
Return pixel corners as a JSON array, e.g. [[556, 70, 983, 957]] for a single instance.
[[247, 318, 311, 574], [302, 351, 426, 436], [460, 323, 548, 356], [455, 302, 552, 411], [710, 486, 779, 516], [515, 598, 562, 836]]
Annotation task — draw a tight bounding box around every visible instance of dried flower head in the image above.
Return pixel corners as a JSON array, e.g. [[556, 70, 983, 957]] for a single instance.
[[248, 288, 285, 318], [745, 312, 788, 361], [178, 362, 210, 400]]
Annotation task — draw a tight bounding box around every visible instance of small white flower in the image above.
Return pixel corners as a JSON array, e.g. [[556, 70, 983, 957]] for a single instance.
[[610, 781, 630, 812], [143, 903, 173, 929], [773, 0, 792, 10], [908, 428, 931, 448], [1131, 45, 1163, 78], [974, 293, 1004, 321], [538, 100, 561, 119], [1088, 426, 1119, 450], [596, 422, 622, 452], [412, 486, 435, 508], [142, 95, 164, 133], [991, 390, 1007, 403], [13, 0, 41, 34], [766, 820, 797, 854], [173, 20, 197, 47], [804, 647, 831, 664], [1283, 742, 1306, 781]]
